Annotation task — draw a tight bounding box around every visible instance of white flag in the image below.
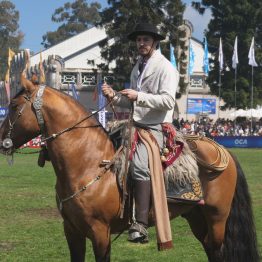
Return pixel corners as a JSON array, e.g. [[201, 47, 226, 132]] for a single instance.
[[232, 36, 239, 69], [248, 37, 258, 67], [218, 37, 223, 71]]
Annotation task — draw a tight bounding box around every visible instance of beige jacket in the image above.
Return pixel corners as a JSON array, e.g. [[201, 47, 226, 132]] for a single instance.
[[114, 49, 179, 124]]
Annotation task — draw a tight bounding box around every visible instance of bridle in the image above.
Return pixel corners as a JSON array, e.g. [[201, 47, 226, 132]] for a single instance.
[[1, 85, 118, 156], [1, 92, 33, 155]]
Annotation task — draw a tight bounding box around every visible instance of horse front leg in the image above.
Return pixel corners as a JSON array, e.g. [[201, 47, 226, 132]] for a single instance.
[[91, 221, 111, 262], [64, 220, 86, 262]]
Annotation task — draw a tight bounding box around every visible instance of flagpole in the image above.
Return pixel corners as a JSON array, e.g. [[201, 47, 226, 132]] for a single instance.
[[234, 66, 237, 131], [251, 65, 254, 134], [187, 39, 195, 121], [218, 69, 221, 119], [218, 37, 223, 121], [248, 36, 258, 135], [232, 36, 239, 132], [203, 37, 209, 118], [186, 76, 189, 121], [187, 41, 189, 121]]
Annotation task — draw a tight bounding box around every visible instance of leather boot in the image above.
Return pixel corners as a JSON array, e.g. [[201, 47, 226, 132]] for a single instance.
[[128, 180, 151, 243]]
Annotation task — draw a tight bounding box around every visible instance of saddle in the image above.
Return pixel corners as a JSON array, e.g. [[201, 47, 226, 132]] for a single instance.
[[108, 122, 205, 204], [184, 135, 230, 172], [164, 134, 230, 203]]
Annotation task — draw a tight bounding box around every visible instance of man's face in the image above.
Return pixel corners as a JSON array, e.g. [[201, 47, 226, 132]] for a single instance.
[[136, 34, 156, 56]]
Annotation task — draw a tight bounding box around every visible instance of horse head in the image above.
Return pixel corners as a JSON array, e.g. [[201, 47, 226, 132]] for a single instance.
[[0, 74, 41, 154]]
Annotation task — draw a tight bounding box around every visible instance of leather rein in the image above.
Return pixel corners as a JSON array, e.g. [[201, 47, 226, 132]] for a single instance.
[[1, 85, 118, 153]]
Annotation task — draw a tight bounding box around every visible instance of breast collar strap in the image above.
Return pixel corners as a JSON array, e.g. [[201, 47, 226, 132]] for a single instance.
[[33, 85, 46, 139]]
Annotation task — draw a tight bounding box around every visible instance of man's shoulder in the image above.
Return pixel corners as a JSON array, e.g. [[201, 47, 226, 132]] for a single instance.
[[158, 55, 178, 72]]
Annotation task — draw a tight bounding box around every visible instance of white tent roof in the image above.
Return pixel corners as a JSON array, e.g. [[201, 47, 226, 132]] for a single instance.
[[230, 108, 262, 119]]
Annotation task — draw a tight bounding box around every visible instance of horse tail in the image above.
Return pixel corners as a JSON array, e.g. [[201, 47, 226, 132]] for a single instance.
[[222, 153, 260, 262]]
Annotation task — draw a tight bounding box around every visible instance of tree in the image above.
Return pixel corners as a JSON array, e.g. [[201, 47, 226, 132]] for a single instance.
[[42, 0, 101, 48], [0, 0, 23, 80], [192, 0, 262, 109], [98, 0, 186, 91]]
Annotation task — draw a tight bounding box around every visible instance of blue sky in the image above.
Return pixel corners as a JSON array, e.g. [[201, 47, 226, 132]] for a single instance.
[[11, 0, 211, 53]]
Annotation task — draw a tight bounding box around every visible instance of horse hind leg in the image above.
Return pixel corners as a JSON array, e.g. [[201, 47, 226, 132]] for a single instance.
[[183, 206, 225, 262], [64, 221, 86, 262], [201, 200, 235, 262], [204, 221, 226, 262], [182, 207, 209, 255], [182, 206, 207, 241]]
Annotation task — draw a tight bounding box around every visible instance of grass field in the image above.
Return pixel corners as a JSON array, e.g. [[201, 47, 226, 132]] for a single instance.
[[0, 148, 261, 261]]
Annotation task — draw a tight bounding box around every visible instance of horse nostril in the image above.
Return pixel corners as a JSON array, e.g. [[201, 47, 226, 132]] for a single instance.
[[2, 138, 13, 149]]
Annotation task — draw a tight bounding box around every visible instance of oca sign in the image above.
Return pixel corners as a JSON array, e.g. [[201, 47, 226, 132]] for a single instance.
[[234, 139, 248, 145], [0, 108, 8, 118]]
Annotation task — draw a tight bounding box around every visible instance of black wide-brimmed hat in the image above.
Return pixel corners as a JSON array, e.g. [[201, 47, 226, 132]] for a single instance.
[[127, 22, 165, 41]]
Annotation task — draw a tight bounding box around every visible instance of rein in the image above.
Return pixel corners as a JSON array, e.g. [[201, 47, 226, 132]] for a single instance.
[[1, 86, 120, 153], [39, 90, 119, 143]]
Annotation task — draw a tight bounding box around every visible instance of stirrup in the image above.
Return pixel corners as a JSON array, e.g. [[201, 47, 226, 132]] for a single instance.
[[128, 222, 149, 243]]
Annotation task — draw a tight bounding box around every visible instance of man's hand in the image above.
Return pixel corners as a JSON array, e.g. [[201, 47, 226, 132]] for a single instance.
[[120, 89, 138, 101], [102, 83, 115, 99]]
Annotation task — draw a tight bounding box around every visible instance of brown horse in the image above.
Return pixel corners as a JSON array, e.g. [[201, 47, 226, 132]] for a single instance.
[[0, 76, 259, 262]]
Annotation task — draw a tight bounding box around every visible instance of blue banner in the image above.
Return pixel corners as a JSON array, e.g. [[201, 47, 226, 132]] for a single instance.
[[203, 37, 209, 76], [0, 107, 8, 118], [70, 83, 79, 100], [187, 98, 216, 114], [189, 40, 195, 75], [214, 136, 262, 148], [170, 44, 177, 69]]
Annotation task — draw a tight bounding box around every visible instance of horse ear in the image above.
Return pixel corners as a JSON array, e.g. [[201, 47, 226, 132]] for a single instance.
[[20, 73, 36, 93], [31, 73, 39, 85]]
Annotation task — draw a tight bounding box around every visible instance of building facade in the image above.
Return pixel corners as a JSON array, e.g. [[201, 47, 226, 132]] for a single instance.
[[4, 25, 233, 122]]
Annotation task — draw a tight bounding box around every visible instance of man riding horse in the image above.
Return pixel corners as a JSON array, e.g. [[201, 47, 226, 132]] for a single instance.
[[102, 21, 201, 245]]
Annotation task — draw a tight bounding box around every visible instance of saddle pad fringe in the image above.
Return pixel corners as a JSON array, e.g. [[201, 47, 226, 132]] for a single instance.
[[164, 131, 199, 189]]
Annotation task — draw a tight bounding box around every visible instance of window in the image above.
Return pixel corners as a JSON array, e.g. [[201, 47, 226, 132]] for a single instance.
[[82, 73, 96, 86], [190, 75, 204, 89], [61, 73, 77, 85]]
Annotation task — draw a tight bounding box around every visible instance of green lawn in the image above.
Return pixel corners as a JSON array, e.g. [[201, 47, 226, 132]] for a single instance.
[[0, 148, 261, 261]]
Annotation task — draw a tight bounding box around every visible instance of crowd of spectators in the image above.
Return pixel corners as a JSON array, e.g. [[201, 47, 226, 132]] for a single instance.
[[173, 117, 262, 137]]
